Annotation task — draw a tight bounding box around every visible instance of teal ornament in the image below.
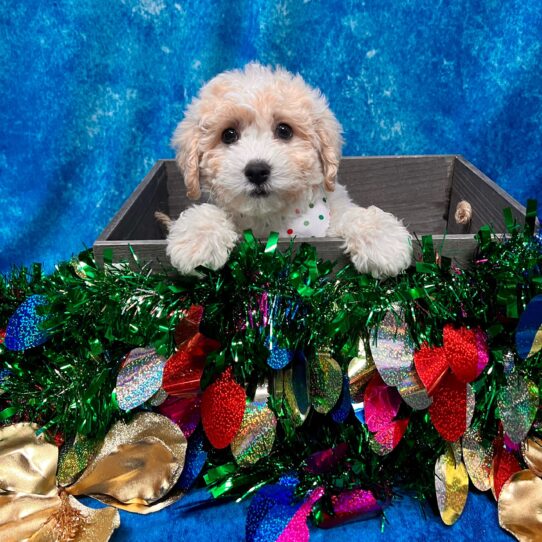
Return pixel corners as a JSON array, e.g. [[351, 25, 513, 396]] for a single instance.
[[5, 295, 50, 351], [115, 347, 167, 411], [516, 294, 542, 360]]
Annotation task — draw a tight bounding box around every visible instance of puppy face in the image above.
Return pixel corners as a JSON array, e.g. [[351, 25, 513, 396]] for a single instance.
[[172, 63, 343, 217]]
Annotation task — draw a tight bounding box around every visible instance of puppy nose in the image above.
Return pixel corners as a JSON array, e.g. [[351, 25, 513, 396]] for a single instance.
[[244, 160, 271, 185]]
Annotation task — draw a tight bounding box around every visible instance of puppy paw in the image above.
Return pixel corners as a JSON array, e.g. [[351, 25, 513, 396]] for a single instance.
[[340, 206, 413, 278], [166, 204, 239, 274]]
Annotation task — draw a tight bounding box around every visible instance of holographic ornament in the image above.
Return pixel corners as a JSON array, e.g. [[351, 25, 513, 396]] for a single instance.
[[371, 310, 413, 386], [310, 350, 342, 414], [462, 425, 493, 491], [516, 294, 542, 360], [231, 402, 277, 466], [522, 436, 542, 477], [330, 375, 352, 423], [370, 418, 409, 456], [370, 311, 431, 410], [435, 447, 469, 525], [114, 347, 166, 411], [201, 367, 246, 449], [178, 427, 207, 491], [318, 488, 382, 528], [4, 295, 50, 351], [148, 388, 168, 407], [498, 374, 538, 443]]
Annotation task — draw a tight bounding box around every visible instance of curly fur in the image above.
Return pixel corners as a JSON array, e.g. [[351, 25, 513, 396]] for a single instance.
[[167, 63, 412, 278]]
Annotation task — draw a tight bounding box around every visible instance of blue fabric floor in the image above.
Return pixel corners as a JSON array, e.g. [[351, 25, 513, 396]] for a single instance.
[[82, 487, 512, 541]]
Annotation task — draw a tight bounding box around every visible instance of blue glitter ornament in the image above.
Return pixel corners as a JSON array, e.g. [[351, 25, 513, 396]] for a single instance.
[[267, 347, 293, 370], [5, 295, 49, 351], [246, 477, 300, 542], [330, 375, 352, 423], [178, 426, 207, 491], [516, 294, 542, 360]]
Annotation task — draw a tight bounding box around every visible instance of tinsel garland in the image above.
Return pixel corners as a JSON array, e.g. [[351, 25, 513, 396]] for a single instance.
[[0, 201, 541, 539]]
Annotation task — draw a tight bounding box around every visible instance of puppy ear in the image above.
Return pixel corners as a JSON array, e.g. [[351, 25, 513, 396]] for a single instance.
[[314, 106, 343, 192], [171, 117, 201, 200]]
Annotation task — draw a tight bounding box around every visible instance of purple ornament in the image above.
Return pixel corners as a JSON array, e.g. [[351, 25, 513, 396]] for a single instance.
[[5, 295, 50, 351]]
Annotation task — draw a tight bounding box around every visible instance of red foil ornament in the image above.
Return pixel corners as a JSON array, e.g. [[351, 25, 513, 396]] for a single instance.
[[174, 305, 204, 346], [429, 372, 467, 442], [201, 367, 246, 449]]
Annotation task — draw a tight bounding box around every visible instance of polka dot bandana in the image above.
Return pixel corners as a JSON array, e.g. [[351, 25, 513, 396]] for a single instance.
[[280, 193, 330, 238]]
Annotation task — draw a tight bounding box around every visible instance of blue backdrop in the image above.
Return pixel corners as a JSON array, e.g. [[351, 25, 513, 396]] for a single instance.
[[0, 1, 537, 539], [1, 0, 541, 273]]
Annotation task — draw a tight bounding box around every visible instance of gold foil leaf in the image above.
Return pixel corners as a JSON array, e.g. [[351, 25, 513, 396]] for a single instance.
[[0, 423, 58, 496], [67, 413, 187, 512], [523, 436, 542, 478], [498, 469, 542, 542]]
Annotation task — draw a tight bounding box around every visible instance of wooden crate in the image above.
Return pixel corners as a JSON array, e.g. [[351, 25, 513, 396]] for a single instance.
[[93, 155, 526, 270]]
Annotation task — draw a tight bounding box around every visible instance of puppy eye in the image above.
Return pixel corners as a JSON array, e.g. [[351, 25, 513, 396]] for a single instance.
[[275, 123, 293, 140], [221, 127, 239, 145]]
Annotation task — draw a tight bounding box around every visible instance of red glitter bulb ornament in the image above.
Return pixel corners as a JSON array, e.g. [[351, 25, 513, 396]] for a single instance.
[[444, 325, 482, 383], [492, 439, 522, 499], [201, 367, 246, 449], [428, 371, 467, 442], [413, 344, 448, 394]]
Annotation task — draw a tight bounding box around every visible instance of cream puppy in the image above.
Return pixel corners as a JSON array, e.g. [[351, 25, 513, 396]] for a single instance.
[[167, 63, 412, 277]]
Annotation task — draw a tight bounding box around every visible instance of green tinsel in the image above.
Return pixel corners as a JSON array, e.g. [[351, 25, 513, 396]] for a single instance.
[[0, 202, 541, 512]]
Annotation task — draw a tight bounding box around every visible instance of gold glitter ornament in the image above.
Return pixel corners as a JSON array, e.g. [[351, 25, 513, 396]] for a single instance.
[[462, 425, 493, 492], [348, 336, 376, 402], [231, 402, 277, 466], [435, 447, 469, 526], [273, 354, 310, 426], [310, 350, 342, 414], [498, 469, 542, 541], [522, 436, 542, 477]]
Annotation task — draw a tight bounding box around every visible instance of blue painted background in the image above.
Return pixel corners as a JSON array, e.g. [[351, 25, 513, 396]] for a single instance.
[[1, 0, 541, 273], [0, 1, 536, 539]]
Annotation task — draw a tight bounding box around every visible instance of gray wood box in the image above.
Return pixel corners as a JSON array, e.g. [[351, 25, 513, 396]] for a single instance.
[[93, 155, 526, 270]]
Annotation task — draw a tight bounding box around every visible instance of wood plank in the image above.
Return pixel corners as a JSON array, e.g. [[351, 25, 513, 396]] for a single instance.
[[447, 157, 526, 233], [337, 155, 455, 233]]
